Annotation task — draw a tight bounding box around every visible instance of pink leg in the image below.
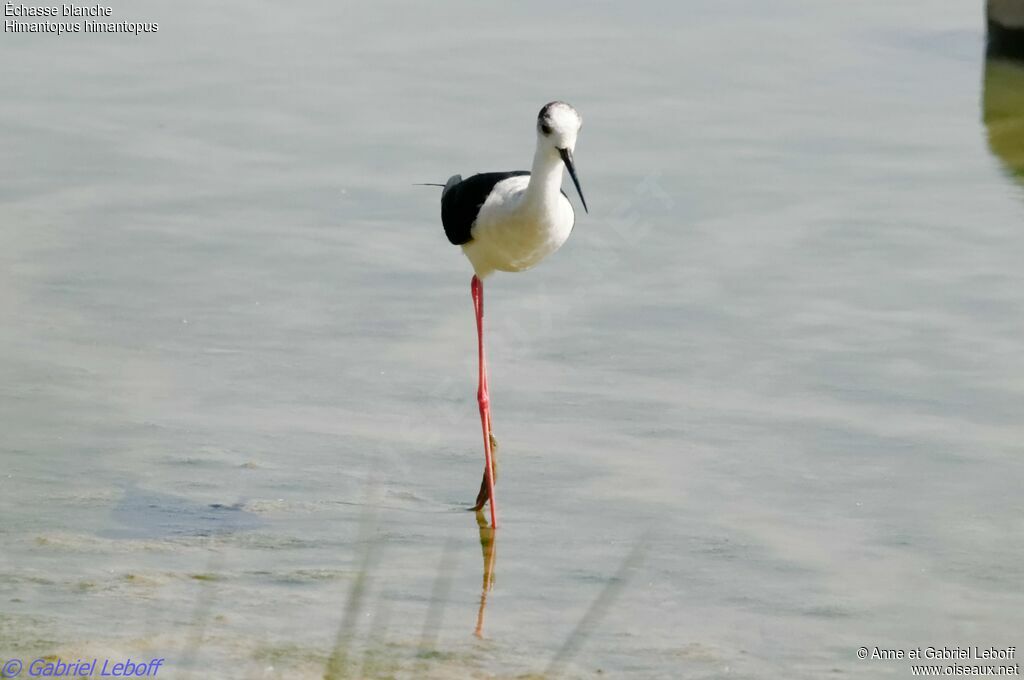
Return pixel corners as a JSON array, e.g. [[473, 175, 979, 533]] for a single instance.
[[470, 275, 498, 529]]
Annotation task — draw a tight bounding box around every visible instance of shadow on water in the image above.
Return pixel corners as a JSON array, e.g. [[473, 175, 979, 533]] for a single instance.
[[102, 481, 265, 539], [544, 540, 647, 679], [313, 498, 645, 679], [420, 535, 459, 651], [179, 548, 226, 680], [324, 498, 383, 680]]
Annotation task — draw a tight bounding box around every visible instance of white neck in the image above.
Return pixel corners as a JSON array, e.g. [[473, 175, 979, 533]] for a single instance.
[[524, 143, 564, 213]]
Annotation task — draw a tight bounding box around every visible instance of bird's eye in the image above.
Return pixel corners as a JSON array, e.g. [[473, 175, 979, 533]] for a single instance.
[[540, 122, 553, 135]]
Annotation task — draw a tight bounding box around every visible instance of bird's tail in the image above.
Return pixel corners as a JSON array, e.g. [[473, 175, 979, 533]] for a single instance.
[[414, 174, 462, 199], [442, 174, 461, 198]]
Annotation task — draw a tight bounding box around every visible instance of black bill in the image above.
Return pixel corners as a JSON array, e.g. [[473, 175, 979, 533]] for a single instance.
[[558, 147, 588, 214]]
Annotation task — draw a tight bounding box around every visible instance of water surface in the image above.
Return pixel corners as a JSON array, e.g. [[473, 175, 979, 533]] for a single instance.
[[2, 1, 1023, 678]]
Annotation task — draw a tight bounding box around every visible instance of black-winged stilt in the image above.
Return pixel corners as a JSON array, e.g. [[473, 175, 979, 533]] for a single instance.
[[428, 101, 587, 529]]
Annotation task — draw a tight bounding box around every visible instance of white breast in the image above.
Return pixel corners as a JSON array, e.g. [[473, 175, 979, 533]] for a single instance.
[[462, 176, 575, 278]]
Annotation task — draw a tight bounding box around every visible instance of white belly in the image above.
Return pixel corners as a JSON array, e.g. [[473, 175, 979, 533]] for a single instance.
[[462, 177, 575, 278]]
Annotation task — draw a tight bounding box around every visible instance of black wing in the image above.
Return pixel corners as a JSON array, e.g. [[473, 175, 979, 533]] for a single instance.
[[441, 171, 529, 245]]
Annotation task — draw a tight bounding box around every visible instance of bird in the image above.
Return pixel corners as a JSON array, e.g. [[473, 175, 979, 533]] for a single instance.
[[424, 101, 587, 529]]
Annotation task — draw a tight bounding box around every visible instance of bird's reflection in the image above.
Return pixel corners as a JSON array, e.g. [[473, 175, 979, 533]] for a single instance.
[[982, 57, 1024, 183], [473, 509, 497, 638]]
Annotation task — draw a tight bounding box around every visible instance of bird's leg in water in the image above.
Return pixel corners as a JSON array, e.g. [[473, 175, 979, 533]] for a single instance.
[[475, 330, 499, 509], [474, 435, 498, 512], [470, 275, 498, 528]]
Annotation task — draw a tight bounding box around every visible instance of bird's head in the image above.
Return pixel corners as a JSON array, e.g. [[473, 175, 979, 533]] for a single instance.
[[537, 101, 581, 151], [536, 101, 587, 213]]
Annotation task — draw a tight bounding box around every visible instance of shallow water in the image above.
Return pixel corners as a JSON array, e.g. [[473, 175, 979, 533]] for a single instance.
[[2, 1, 1023, 678]]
